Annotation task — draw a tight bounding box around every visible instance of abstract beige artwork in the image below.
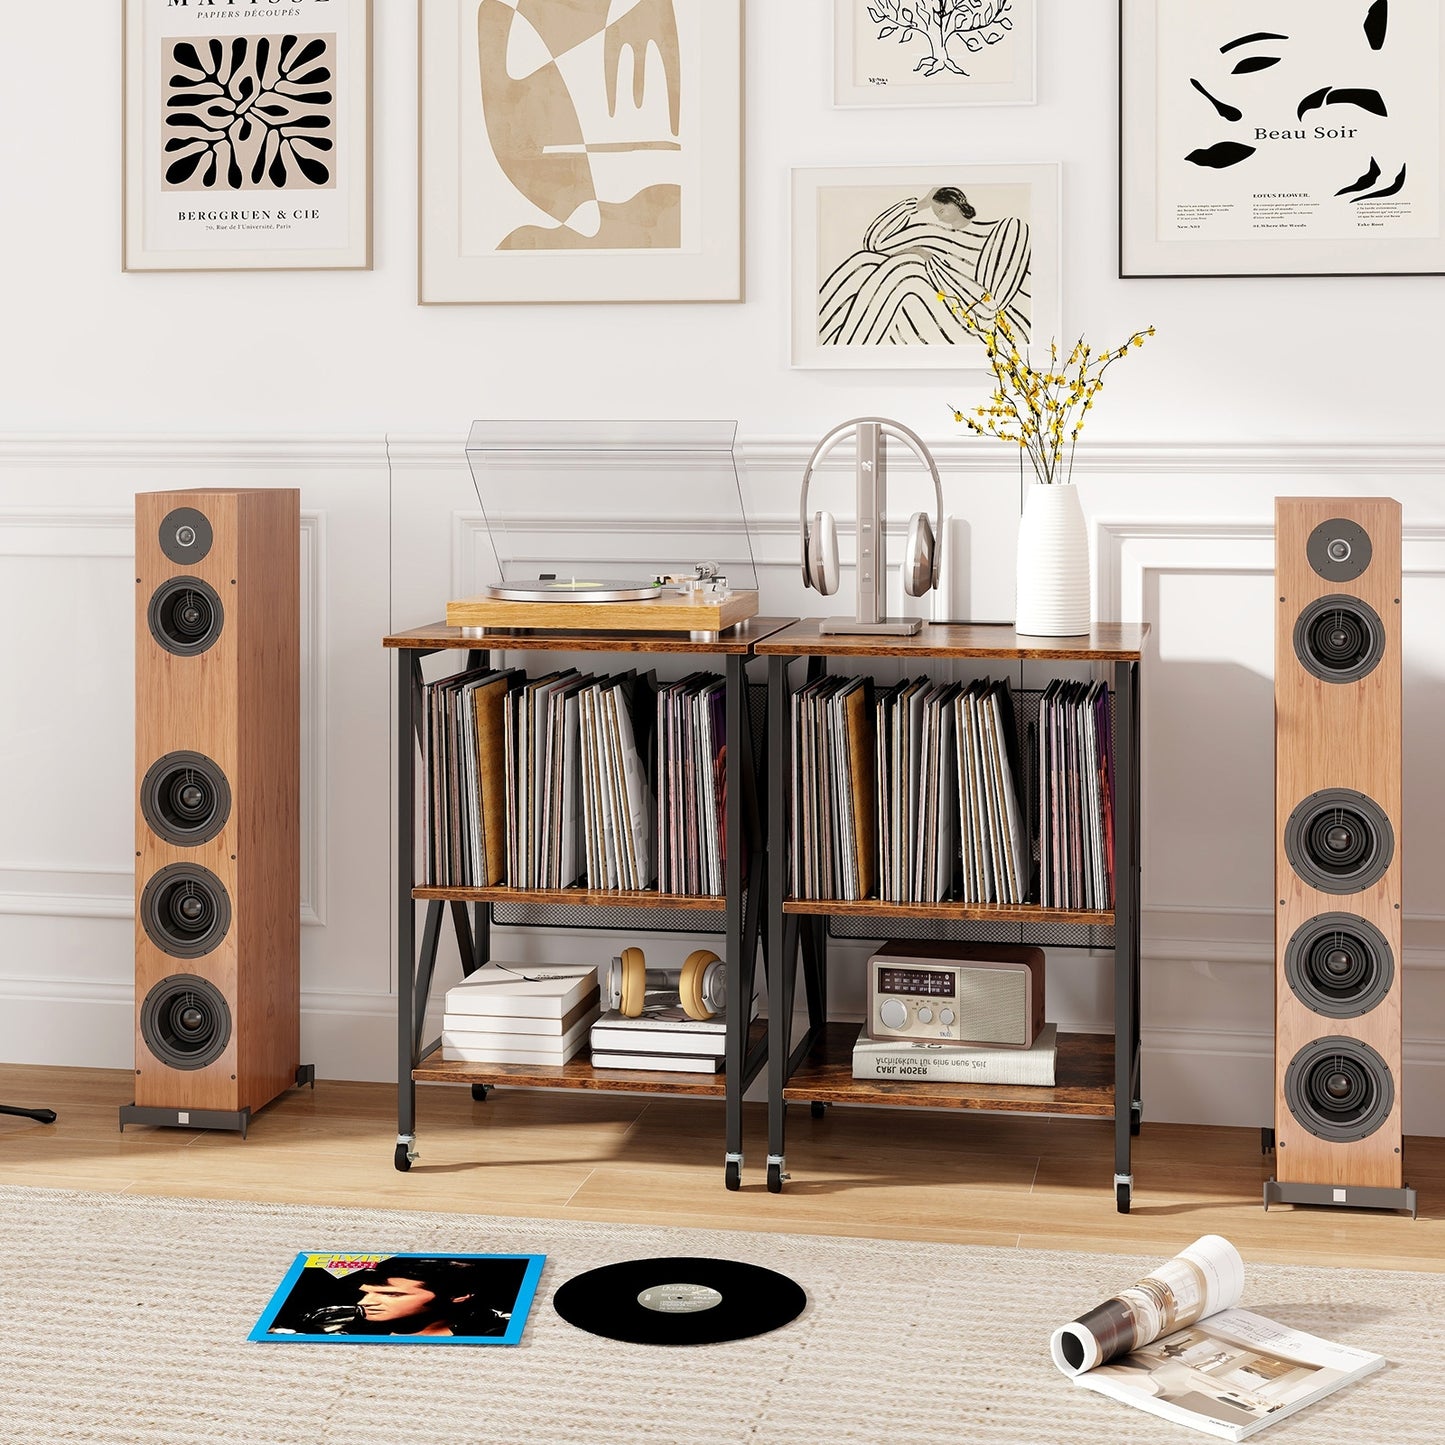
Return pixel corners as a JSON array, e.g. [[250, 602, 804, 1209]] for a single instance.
[[420, 0, 742, 302], [478, 0, 682, 250]]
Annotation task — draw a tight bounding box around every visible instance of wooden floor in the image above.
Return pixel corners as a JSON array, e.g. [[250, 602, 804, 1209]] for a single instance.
[[3, 1062, 1442, 1273]]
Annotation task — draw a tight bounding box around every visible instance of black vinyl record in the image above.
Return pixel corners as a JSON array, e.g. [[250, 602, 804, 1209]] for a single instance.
[[552, 1257, 806, 1345]]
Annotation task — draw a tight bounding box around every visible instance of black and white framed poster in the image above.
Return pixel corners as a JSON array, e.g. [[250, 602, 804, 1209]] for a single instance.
[[123, 0, 372, 272], [1120, 1, 1445, 276], [833, 0, 1036, 108]]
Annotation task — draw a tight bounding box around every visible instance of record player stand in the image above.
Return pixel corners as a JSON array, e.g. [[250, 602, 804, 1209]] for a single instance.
[[384, 619, 793, 1187], [756, 621, 1147, 1212]]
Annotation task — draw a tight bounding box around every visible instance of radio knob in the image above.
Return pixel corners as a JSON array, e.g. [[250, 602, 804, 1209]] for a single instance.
[[917, 1006, 933, 1025], [939, 1007, 955, 1026], [879, 997, 909, 1031]]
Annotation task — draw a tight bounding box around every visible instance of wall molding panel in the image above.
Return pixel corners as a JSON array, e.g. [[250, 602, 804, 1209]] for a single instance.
[[3, 431, 1444, 1132]]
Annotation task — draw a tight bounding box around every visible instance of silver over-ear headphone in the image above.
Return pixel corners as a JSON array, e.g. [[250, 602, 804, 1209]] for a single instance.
[[799, 418, 945, 608]]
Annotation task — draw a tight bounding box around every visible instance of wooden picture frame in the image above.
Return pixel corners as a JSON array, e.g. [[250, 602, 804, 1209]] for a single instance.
[[122, 0, 372, 272], [419, 0, 743, 304]]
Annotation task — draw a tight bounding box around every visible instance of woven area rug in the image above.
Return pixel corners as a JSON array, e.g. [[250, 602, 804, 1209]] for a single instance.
[[2, 1186, 1442, 1444]]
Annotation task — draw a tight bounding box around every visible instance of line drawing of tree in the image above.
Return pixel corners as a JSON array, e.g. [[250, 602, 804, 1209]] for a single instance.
[[865, 0, 1014, 79]]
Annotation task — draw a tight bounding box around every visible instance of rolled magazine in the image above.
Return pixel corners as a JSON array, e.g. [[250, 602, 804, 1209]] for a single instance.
[[1050, 1236, 1385, 1441], [1051, 1234, 1245, 1376]]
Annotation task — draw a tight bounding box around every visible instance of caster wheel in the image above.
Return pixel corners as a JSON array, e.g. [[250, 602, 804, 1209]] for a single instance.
[[767, 1162, 783, 1194], [810, 1101, 827, 1120], [725, 1160, 741, 1192], [1261, 1126, 1276, 1155], [394, 1143, 413, 1173], [471, 1084, 492, 1102], [1116, 1182, 1130, 1214], [1130, 1110, 1142, 1137]]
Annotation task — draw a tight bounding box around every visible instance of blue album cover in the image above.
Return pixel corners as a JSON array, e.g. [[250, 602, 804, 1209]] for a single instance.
[[249, 1251, 546, 1345]]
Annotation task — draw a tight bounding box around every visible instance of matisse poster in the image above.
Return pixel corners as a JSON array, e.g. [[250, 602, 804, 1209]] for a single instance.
[[123, 0, 372, 270]]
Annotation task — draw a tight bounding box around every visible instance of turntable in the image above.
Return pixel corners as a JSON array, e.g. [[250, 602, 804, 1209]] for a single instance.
[[445, 421, 760, 638]]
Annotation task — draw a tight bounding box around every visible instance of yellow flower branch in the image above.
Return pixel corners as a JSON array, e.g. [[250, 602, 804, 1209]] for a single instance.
[[940, 289, 1155, 484]]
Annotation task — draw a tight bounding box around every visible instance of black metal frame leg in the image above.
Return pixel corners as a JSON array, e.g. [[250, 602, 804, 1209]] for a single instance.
[[1113, 659, 1141, 1212]]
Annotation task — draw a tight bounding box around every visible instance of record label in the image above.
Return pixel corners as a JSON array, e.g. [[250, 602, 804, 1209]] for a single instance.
[[553, 1257, 806, 1346], [638, 1283, 723, 1315]]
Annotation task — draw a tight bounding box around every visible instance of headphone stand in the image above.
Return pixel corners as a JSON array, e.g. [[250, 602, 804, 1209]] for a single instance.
[[802, 419, 941, 637]]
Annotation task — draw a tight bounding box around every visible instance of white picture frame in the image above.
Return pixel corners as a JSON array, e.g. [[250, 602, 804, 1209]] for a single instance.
[[122, 0, 372, 272], [419, 0, 743, 305], [790, 163, 1060, 370], [1121, 0, 1445, 277], [833, 0, 1036, 108]]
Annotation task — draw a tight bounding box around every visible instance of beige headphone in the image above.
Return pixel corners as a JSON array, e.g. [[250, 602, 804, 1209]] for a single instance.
[[799, 417, 945, 600], [608, 947, 727, 1021]]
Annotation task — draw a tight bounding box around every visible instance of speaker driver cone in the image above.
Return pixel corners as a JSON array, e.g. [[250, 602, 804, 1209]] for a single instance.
[[1284, 1035, 1394, 1142], [139, 974, 231, 1071], [140, 864, 232, 959], [1284, 913, 1394, 1018], [1293, 595, 1385, 684], [1284, 789, 1394, 894], [147, 576, 224, 657], [140, 751, 231, 847]]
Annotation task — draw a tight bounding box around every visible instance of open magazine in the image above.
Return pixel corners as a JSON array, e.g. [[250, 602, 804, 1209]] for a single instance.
[[1049, 1236, 1384, 1441]]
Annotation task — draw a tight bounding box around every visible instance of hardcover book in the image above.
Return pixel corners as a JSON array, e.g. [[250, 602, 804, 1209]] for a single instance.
[[443, 964, 599, 1020], [851, 1023, 1057, 1085]]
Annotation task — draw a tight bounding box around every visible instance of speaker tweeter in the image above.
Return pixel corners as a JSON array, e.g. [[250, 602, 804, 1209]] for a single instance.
[[1306, 517, 1372, 582]]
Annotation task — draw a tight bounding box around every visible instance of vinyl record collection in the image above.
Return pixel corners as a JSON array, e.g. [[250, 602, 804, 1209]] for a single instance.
[[421, 664, 730, 896], [790, 675, 1114, 909]]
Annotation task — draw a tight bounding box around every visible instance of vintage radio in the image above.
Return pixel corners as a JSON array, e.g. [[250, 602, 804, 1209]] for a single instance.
[[866, 942, 1045, 1048]]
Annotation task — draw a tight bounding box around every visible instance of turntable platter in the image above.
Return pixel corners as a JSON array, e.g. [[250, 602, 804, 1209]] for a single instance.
[[483, 578, 663, 604]]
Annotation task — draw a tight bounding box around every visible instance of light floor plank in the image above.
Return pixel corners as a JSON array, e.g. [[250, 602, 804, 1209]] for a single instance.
[[1, 1063, 1439, 1271]]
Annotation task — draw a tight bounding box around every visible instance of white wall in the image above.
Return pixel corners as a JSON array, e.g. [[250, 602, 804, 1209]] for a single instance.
[[3, 3, 1445, 1132]]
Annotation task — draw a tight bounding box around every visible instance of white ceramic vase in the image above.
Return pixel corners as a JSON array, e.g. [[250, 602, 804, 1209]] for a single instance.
[[1014, 481, 1091, 636]]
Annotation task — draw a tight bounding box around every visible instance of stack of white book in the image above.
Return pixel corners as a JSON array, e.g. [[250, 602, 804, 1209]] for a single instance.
[[441, 964, 600, 1066], [589, 992, 735, 1073], [851, 1023, 1058, 1085]]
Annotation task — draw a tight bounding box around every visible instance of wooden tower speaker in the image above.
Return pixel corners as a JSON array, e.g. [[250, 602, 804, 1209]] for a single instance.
[[122, 488, 309, 1136], [1267, 496, 1415, 1214]]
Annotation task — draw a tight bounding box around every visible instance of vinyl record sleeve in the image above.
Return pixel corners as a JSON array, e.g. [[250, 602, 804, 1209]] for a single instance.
[[250, 1251, 544, 1345]]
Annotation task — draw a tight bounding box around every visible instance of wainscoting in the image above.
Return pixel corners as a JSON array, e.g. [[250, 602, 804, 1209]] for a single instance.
[[3, 433, 1443, 1132]]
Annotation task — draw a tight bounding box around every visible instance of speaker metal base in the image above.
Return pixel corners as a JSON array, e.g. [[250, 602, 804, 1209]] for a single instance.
[[1263, 1177, 1417, 1218], [118, 1064, 315, 1138], [120, 1103, 252, 1137]]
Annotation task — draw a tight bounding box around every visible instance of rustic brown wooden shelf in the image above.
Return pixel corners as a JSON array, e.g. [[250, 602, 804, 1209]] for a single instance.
[[413, 885, 726, 911], [755, 618, 1149, 662], [385, 616, 797, 655], [782, 1023, 1116, 1117], [783, 898, 1114, 928], [413, 1022, 767, 1097]]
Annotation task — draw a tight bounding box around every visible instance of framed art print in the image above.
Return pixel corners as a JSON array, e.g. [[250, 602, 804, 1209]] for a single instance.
[[419, 0, 743, 304], [791, 163, 1059, 369], [1121, 0, 1445, 276], [834, 0, 1036, 107], [122, 0, 372, 272]]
